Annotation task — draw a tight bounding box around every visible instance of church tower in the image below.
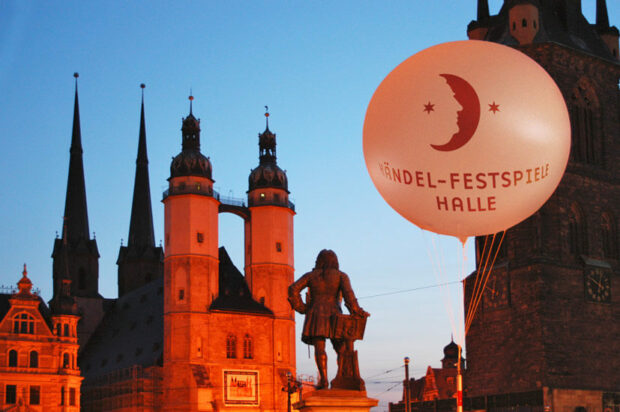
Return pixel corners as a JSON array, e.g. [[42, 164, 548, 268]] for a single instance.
[[117, 85, 163, 297], [464, 1, 619, 410], [245, 111, 296, 368], [52, 73, 99, 299], [51, 74, 104, 349], [162, 96, 220, 411]]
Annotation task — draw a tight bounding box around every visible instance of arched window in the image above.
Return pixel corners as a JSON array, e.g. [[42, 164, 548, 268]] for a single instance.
[[602, 212, 618, 259], [29, 351, 38, 368], [8, 350, 17, 367], [568, 203, 587, 256], [226, 335, 237, 359], [56, 323, 62, 336], [13, 313, 34, 334], [243, 334, 253, 359], [63, 324, 70, 337], [63, 353, 70, 369], [569, 78, 601, 165]]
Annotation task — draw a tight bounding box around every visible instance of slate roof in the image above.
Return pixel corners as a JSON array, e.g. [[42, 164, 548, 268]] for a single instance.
[[78, 278, 164, 379], [210, 247, 273, 315]]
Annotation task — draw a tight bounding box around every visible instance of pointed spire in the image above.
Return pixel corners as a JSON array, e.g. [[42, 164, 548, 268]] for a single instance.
[[259, 106, 277, 164], [127, 83, 155, 249], [181, 93, 201, 152], [17, 264, 33, 296], [63, 72, 91, 242], [477, 0, 490, 21], [596, 0, 610, 29]]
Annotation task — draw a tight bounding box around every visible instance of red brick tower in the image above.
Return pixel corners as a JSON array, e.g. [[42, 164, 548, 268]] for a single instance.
[[162, 96, 220, 411], [464, 1, 619, 410]]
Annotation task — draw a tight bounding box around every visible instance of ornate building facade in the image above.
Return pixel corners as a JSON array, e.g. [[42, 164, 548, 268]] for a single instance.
[[464, 1, 619, 411], [0, 267, 82, 411]]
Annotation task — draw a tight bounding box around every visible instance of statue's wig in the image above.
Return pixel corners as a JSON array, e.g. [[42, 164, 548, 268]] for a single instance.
[[314, 249, 339, 271]]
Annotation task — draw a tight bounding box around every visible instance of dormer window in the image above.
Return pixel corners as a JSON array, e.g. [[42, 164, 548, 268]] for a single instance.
[[13, 313, 34, 334]]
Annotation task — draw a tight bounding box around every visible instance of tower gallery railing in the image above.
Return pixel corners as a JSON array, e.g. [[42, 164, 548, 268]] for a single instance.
[[162, 186, 295, 211]]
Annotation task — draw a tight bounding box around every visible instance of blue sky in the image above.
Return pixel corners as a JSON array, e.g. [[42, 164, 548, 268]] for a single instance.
[[1, 1, 617, 408]]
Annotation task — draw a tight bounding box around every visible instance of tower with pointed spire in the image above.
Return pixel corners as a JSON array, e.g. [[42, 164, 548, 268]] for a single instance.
[[51, 74, 105, 350], [463, 1, 620, 409], [117, 84, 164, 297], [52, 73, 100, 299]]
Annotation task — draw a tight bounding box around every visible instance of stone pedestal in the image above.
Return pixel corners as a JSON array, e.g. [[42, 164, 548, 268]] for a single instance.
[[293, 389, 378, 412]]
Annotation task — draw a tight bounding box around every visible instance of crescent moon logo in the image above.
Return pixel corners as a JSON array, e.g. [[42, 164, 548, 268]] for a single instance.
[[430, 74, 481, 152]]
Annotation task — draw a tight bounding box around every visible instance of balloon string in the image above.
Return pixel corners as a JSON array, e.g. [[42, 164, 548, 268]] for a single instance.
[[465, 233, 494, 332], [464, 234, 490, 330], [421, 230, 458, 342], [465, 233, 496, 331], [457, 240, 467, 348], [465, 230, 506, 334]]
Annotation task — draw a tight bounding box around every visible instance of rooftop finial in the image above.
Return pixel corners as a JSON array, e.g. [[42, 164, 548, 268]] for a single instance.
[[140, 83, 145, 101], [189, 89, 194, 115], [22, 263, 27, 278], [74, 72, 79, 86], [264, 105, 270, 129]]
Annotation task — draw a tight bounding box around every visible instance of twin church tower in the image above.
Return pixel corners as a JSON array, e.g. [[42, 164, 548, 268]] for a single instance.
[[52, 77, 296, 411]]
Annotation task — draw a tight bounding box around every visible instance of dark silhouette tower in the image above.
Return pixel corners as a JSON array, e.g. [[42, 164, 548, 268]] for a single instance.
[[117, 85, 163, 296], [464, 1, 619, 410], [52, 73, 100, 299], [51, 73, 105, 349]]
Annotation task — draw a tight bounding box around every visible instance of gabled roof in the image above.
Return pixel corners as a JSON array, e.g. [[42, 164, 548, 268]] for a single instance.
[[210, 247, 273, 315], [0, 293, 53, 331]]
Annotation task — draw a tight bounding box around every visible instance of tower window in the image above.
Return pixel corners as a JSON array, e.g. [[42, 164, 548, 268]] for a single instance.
[[197, 232, 204, 243], [512, 21, 516, 30], [522, 18, 527, 27], [6, 385, 16, 404], [8, 350, 17, 367], [78, 268, 86, 290], [29, 351, 38, 368], [568, 203, 587, 256], [533, 20, 537, 28], [29, 386, 40, 405], [602, 213, 618, 259], [226, 334, 237, 359], [178, 289, 185, 301], [60, 386, 65, 405], [56, 323, 61, 336], [64, 323, 70, 337], [243, 334, 253, 359], [276, 242, 282, 252], [69, 388, 76, 406], [63, 353, 70, 369]]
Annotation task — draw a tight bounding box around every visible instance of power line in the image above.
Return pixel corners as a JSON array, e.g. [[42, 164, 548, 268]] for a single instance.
[[359, 280, 461, 300]]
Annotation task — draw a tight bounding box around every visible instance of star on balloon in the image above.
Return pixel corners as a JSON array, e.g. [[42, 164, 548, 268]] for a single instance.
[[488, 101, 500, 113], [423, 101, 435, 114]]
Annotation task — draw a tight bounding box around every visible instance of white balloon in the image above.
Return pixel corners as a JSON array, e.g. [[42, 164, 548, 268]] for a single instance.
[[363, 41, 571, 241]]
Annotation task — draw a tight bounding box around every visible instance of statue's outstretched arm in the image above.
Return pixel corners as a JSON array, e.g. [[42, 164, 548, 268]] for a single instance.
[[288, 273, 310, 314]]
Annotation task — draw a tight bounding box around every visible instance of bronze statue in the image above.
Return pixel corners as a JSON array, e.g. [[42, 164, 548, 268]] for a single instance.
[[288, 249, 369, 390]]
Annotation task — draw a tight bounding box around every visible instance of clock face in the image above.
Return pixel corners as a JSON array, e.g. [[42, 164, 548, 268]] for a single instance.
[[585, 268, 611, 303], [485, 271, 510, 310]]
